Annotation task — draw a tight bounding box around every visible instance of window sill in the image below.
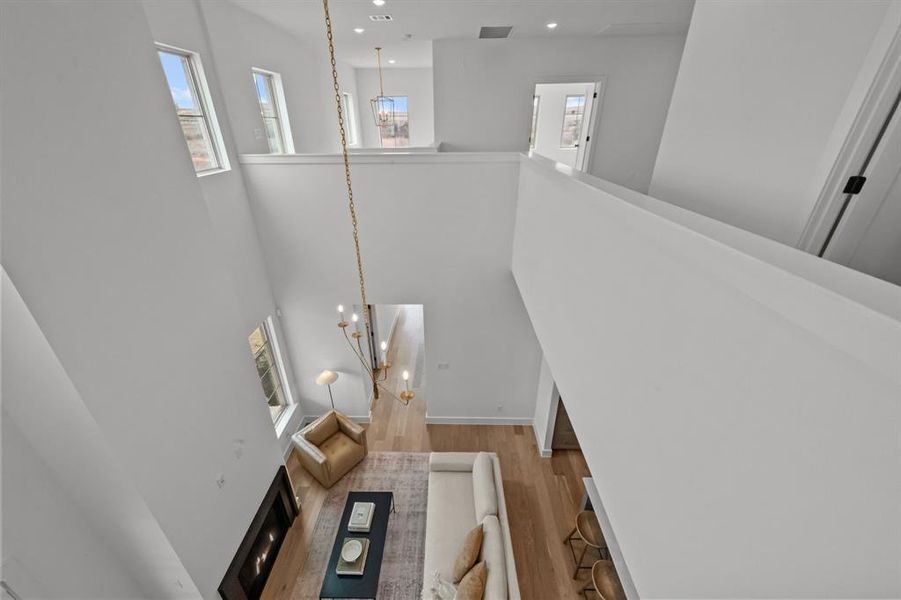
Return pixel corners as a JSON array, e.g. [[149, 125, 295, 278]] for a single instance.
[[274, 403, 299, 438], [196, 166, 232, 178]]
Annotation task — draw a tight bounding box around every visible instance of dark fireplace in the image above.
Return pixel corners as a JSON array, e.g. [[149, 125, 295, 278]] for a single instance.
[[219, 465, 299, 600]]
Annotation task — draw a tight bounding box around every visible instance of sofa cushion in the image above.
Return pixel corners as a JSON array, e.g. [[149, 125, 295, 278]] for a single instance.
[[480, 515, 508, 600], [430, 452, 477, 472], [472, 452, 498, 522], [423, 471, 477, 582], [453, 524, 484, 582], [457, 562, 488, 600], [304, 412, 339, 446], [318, 431, 364, 477]]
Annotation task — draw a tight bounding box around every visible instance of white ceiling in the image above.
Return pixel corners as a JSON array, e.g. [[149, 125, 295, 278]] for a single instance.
[[228, 0, 694, 69]]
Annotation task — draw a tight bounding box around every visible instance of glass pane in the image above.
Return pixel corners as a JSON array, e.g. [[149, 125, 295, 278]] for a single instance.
[[254, 72, 277, 118], [253, 349, 272, 379], [263, 117, 285, 154], [178, 115, 218, 172], [342, 93, 357, 145], [248, 325, 267, 355], [530, 96, 540, 150], [378, 95, 409, 148], [560, 95, 586, 148], [260, 366, 279, 400], [159, 51, 201, 113]]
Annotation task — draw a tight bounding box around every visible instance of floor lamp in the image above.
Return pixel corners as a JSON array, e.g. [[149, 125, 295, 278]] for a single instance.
[[316, 370, 339, 410]]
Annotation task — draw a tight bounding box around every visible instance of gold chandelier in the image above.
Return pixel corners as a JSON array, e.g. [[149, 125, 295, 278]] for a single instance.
[[322, 0, 413, 406], [369, 47, 395, 133]]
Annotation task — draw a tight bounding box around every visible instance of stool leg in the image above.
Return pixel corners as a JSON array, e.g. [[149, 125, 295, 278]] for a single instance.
[[573, 543, 588, 579], [563, 524, 577, 544]]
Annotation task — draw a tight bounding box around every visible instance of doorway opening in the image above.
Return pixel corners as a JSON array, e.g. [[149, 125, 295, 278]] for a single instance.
[[529, 81, 602, 172], [551, 396, 582, 452], [367, 304, 426, 423]]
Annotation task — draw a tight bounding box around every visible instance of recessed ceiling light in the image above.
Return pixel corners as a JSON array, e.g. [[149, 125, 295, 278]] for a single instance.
[[388, 59, 396, 64], [372, 0, 385, 6], [354, 27, 365, 33], [546, 22, 558, 29]]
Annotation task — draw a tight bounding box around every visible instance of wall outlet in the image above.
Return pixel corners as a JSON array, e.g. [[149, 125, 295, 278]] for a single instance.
[[496, 405, 503, 412], [216, 474, 226, 489], [253, 128, 264, 140], [437, 362, 450, 370]]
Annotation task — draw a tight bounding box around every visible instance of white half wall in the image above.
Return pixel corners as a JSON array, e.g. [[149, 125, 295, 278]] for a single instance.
[[240, 153, 541, 423], [433, 36, 686, 192], [513, 155, 901, 598], [650, 0, 895, 245], [354, 68, 435, 148], [2, 416, 146, 600], [2, 271, 200, 599]]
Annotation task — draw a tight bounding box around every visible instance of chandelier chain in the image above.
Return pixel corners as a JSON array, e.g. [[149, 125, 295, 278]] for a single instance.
[[323, 0, 369, 328]]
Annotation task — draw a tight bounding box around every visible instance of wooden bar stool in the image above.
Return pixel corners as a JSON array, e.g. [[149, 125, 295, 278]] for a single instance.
[[581, 560, 626, 600], [563, 510, 608, 579]]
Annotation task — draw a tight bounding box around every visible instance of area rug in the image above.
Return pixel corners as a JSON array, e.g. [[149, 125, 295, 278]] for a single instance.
[[292, 452, 429, 599]]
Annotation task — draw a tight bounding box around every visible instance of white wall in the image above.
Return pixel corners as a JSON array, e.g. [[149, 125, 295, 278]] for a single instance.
[[433, 36, 686, 193], [373, 304, 403, 350], [196, 0, 358, 155], [354, 68, 435, 148], [2, 416, 146, 599], [513, 155, 901, 598], [1, 271, 200, 599], [240, 154, 541, 424], [141, 0, 305, 449], [1, 2, 285, 597], [531, 355, 557, 457], [650, 0, 894, 246]]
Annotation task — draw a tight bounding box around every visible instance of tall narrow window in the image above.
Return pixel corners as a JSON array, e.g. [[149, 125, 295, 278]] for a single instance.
[[379, 95, 409, 148], [342, 92, 358, 146], [249, 321, 289, 424], [529, 95, 540, 150], [560, 94, 586, 148], [253, 69, 294, 154], [157, 45, 228, 174]]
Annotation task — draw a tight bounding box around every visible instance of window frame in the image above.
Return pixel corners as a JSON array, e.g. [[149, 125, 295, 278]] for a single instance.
[[342, 91, 359, 147], [156, 42, 230, 176], [251, 67, 296, 154], [249, 317, 295, 430], [560, 94, 587, 149], [529, 95, 541, 150], [378, 95, 410, 148]]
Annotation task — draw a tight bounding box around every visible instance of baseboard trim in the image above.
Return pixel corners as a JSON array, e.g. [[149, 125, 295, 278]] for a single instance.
[[424, 416, 534, 426], [532, 423, 553, 458], [301, 414, 371, 426]]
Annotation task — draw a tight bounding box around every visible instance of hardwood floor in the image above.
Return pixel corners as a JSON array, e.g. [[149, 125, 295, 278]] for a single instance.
[[263, 307, 592, 599]]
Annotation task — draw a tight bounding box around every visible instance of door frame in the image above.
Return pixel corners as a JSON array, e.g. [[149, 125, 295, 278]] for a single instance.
[[798, 13, 901, 254], [528, 75, 607, 173]]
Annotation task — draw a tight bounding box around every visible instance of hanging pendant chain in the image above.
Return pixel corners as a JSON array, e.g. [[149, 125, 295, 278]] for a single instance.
[[323, 0, 369, 327]]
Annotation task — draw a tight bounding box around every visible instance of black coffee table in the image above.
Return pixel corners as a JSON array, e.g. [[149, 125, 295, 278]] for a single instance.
[[319, 491, 395, 599]]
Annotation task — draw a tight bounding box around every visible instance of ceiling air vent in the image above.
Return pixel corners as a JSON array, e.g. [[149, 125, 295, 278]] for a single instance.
[[478, 26, 513, 39], [369, 14, 393, 21]]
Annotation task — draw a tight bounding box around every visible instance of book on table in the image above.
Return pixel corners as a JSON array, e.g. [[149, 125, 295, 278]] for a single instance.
[[336, 538, 370, 576], [347, 501, 375, 532]]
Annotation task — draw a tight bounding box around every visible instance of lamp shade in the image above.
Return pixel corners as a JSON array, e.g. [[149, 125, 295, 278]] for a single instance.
[[315, 370, 339, 386]]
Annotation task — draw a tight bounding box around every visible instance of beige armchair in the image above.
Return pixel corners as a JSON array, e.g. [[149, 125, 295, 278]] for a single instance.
[[291, 410, 367, 488]]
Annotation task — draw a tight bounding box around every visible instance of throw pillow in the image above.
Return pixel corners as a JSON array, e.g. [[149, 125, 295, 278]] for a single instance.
[[453, 524, 484, 582], [456, 562, 488, 600]]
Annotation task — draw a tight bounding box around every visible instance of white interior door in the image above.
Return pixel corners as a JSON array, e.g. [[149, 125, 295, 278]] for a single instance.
[[824, 100, 901, 286], [531, 82, 597, 170]]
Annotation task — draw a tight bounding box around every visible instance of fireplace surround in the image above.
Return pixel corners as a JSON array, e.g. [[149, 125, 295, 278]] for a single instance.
[[218, 465, 299, 600]]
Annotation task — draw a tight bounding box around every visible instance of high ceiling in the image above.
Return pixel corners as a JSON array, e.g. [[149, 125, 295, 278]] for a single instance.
[[228, 0, 694, 69]]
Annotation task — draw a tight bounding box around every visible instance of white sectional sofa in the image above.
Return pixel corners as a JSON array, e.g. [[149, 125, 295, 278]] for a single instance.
[[422, 452, 521, 599]]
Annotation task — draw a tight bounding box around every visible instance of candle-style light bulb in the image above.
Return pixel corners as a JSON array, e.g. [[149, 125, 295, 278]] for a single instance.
[[337, 304, 345, 323], [402, 370, 411, 392], [351, 313, 359, 322], [380, 341, 387, 351], [379, 341, 388, 365]]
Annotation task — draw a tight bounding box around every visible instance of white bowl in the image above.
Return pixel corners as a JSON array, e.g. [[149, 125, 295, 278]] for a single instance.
[[341, 539, 363, 562]]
